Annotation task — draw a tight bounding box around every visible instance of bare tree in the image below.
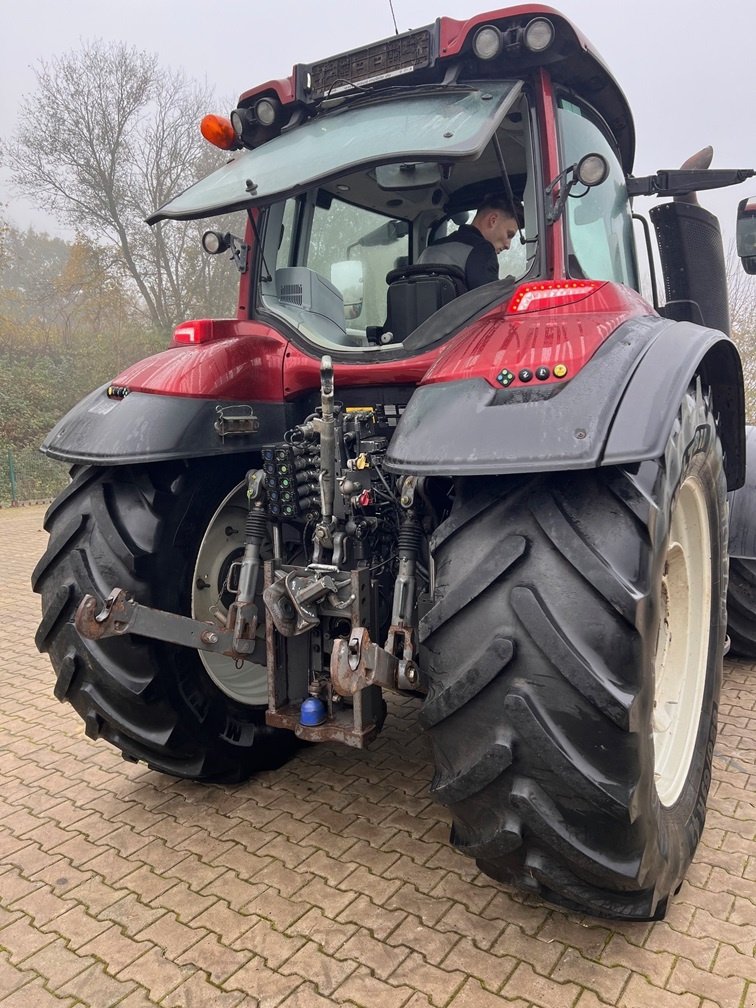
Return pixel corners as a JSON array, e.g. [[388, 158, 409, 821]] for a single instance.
[[3, 40, 235, 333]]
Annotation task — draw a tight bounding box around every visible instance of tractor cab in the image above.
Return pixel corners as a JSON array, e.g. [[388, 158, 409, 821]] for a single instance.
[[149, 8, 646, 363]]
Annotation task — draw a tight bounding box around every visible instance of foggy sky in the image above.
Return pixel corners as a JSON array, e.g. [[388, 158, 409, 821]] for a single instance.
[[1, 0, 754, 240]]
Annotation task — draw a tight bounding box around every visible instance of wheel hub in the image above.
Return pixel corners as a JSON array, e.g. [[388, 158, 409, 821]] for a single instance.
[[192, 482, 268, 706]]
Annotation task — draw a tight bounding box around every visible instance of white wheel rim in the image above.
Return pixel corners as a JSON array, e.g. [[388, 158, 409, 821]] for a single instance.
[[653, 475, 711, 807], [192, 481, 268, 706]]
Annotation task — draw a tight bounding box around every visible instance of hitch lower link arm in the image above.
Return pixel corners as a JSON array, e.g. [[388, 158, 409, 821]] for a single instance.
[[75, 468, 267, 662], [74, 588, 252, 660]]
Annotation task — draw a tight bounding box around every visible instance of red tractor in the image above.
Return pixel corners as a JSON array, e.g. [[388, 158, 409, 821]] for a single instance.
[[33, 5, 756, 920]]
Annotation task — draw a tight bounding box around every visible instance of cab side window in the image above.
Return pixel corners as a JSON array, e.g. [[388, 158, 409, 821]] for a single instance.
[[308, 199, 409, 334], [557, 97, 638, 288]]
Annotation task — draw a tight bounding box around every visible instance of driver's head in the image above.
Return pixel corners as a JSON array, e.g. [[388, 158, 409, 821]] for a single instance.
[[472, 195, 522, 254]]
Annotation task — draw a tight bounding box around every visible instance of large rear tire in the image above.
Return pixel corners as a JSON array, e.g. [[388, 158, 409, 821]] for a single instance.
[[33, 459, 298, 782], [420, 383, 726, 920], [725, 558, 756, 657]]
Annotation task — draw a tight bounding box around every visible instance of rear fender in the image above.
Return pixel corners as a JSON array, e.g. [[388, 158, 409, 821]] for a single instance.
[[41, 385, 290, 466], [385, 316, 744, 489]]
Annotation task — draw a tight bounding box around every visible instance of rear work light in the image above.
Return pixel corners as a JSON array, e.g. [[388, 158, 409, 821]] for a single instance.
[[522, 17, 555, 53]]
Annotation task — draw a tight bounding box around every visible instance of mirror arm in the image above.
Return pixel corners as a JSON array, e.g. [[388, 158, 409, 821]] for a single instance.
[[627, 168, 755, 198], [545, 166, 572, 224]]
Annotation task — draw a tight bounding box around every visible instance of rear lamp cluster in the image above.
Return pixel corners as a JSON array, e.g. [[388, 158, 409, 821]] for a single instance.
[[508, 280, 603, 314], [472, 17, 555, 61]]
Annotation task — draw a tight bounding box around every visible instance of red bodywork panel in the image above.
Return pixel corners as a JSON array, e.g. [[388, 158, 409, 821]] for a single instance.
[[112, 320, 440, 401], [114, 322, 288, 401], [422, 282, 654, 390], [112, 284, 653, 403], [282, 347, 439, 397], [238, 77, 296, 107]]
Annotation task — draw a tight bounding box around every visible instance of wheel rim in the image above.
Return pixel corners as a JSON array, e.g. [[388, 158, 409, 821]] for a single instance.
[[653, 474, 712, 807], [192, 481, 268, 706]]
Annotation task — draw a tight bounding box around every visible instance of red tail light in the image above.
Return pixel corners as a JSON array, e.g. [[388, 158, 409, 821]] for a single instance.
[[173, 320, 226, 345], [508, 280, 604, 314]]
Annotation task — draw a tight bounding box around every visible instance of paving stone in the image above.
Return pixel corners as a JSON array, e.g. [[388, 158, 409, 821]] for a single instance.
[[224, 953, 303, 1004], [335, 926, 412, 978], [134, 909, 207, 958], [117, 945, 196, 1001], [500, 961, 581, 1008], [551, 946, 630, 1004], [192, 900, 258, 945], [285, 907, 358, 955], [0, 949, 41, 999], [666, 954, 749, 1006], [96, 893, 167, 938], [78, 924, 152, 975], [436, 902, 508, 952], [643, 919, 718, 968], [21, 936, 95, 987], [388, 951, 466, 1008], [0, 914, 57, 963], [332, 965, 416, 1008], [0, 977, 79, 1007], [386, 914, 461, 966], [150, 879, 219, 923], [58, 960, 139, 1006], [385, 883, 453, 927], [619, 972, 699, 1008], [447, 977, 530, 1008], [440, 936, 516, 993], [39, 903, 112, 949], [177, 932, 253, 984], [277, 939, 360, 995], [0, 869, 46, 907], [279, 979, 355, 1008], [234, 918, 307, 971], [163, 970, 249, 1007], [336, 893, 407, 941], [600, 932, 674, 987]]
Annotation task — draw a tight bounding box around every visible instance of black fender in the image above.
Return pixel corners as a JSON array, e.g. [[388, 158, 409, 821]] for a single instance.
[[385, 315, 745, 489], [41, 384, 289, 466], [728, 426, 756, 559]]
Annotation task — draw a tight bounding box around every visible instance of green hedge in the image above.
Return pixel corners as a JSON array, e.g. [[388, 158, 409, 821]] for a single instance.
[[0, 445, 68, 506]]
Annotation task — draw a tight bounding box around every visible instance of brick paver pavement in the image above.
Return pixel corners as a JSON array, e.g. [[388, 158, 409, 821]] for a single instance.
[[0, 504, 754, 1008]]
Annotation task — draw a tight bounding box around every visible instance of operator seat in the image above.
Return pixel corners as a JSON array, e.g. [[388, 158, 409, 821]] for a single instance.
[[380, 262, 468, 343], [416, 239, 473, 275]]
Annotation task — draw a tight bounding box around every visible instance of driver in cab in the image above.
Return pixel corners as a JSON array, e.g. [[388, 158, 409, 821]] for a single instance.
[[418, 194, 522, 289]]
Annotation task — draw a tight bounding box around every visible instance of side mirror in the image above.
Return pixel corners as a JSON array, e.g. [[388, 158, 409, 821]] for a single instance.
[[737, 197, 756, 275], [331, 260, 364, 320]]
